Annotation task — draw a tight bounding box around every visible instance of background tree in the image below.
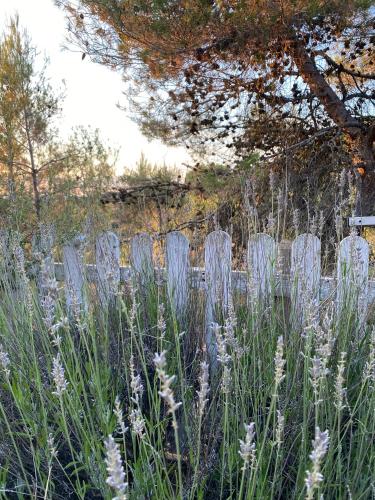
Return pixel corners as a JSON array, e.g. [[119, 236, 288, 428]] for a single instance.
[[0, 16, 64, 222], [57, 0, 375, 214], [45, 125, 117, 242], [101, 153, 262, 264], [0, 18, 116, 238], [102, 154, 193, 237], [0, 16, 25, 204]]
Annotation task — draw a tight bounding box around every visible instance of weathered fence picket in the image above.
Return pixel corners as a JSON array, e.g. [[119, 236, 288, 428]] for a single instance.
[[247, 233, 276, 304], [96, 231, 120, 306], [63, 235, 86, 314], [291, 234, 321, 326], [130, 233, 154, 288], [32, 224, 55, 299], [204, 230, 232, 364], [336, 234, 369, 325], [166, 231, 189, 320]]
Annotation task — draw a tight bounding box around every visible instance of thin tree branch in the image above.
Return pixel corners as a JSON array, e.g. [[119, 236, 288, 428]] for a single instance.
[[319, 52, 375, 80]]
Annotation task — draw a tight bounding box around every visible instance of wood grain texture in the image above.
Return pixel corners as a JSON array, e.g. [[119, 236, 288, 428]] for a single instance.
[[291, 234, 321, 326], [130, 233, 154, 288], [205, 230, 232, 364], [96, 231, 120, 306], [63, 236, 86, 313], [166, 231, 190, 319], [247, 233, 276, 304], [337, 235, 369, 325], [32, 224, 55, 299]]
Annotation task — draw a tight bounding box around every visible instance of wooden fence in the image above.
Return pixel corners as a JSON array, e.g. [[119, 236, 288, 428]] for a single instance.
[[1, 228, 373, 332], [44, 229, 371, 312], [1, 227, 373, 364]]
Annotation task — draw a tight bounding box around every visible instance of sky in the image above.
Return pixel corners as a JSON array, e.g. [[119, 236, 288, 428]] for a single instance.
[[0, 0, 191, 174]]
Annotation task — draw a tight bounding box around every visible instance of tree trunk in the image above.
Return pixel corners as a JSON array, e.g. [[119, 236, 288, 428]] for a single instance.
[[24, 110, 41, 221], [31, 167, 41, 220], [290, 41, 375, 215], [355, 170, 375, 215], [351, 126, 375, 214], [5, 126, 16, 202]]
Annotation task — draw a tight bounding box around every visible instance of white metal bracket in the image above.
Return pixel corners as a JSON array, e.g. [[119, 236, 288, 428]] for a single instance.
[[348, 216, 375, 227]]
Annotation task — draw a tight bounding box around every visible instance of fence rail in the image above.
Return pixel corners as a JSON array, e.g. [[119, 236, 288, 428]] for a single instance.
[[53, 263, 375, 303]]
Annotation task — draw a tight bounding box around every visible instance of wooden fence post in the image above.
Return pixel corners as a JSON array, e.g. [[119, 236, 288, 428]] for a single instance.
[[96, 231, 120, 306], [291, 234, 321, 327], [275, 239, 292, 318], [337, 234, 369, 326], [205, 230, 232, 365], [130, 233, 154, 289], [247, 233, 276, 304], [166, 231, 190, 321], [0, 230, 27, 296], [277, 239, 292, 276], [32, 224, 56, 299], [0, 229, 15, 287], [63, 235, 87, 314]]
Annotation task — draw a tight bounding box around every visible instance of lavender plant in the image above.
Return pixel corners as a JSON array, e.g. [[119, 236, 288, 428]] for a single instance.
[[0, 233, 373, 500]]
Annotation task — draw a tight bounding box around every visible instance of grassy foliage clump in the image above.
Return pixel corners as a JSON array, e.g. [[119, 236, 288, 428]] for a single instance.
[[0, 244, 374, 499]]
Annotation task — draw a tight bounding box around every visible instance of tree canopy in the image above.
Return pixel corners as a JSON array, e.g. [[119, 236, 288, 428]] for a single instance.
[[57, 0, 375, 212]]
